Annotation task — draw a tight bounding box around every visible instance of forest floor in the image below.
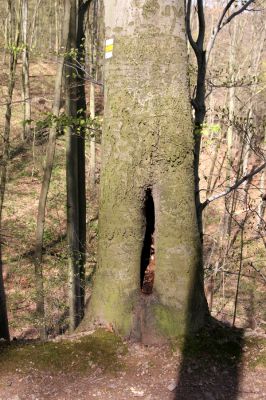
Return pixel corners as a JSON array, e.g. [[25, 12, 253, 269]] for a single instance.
[[0, 327, 266, 400], [1, 59, 265, 400]]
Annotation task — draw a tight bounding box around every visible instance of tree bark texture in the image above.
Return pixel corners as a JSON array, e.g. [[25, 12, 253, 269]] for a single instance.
[[81, 0, 208, 342]]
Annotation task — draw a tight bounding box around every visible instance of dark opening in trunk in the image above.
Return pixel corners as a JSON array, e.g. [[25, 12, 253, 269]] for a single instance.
[[140, 188, 155, 294]]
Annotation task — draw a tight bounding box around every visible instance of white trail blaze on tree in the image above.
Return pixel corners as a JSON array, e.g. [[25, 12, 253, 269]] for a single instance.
[[81, 0, 208, 342]]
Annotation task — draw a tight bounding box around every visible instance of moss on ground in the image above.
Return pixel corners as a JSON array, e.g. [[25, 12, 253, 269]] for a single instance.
[[244, 337, 266, 368], [0, 330, 127, 374]]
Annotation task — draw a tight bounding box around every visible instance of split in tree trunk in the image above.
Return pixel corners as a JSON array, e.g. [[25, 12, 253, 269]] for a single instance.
[[140, 188, 155, 295]]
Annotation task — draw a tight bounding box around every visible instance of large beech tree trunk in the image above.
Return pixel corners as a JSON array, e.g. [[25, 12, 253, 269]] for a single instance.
[[80, 0, 208, 342]]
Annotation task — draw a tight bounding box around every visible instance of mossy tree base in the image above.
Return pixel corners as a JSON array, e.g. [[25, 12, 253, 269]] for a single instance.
[[79, 0, 208, 342]]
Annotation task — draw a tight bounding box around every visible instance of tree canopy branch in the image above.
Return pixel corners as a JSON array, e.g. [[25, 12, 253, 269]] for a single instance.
[[201, 162, 266, 210], [222, 0, 257, 28], [196, 0, 205, 49], [186, 0, 199, 54], [206, 0, 256, 64]]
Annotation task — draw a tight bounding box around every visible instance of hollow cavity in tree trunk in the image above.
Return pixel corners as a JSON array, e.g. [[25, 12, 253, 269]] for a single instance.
[[141, 188, 155, 295]]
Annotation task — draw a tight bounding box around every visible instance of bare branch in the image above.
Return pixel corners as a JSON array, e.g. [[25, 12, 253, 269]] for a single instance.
[[196, 0, 205, 49], [223, 0, 257, 28], [206, 0, 256, 64], [201, 162, 266, 210], [185, 0, 198, 54], [249, 262, 266, 283]]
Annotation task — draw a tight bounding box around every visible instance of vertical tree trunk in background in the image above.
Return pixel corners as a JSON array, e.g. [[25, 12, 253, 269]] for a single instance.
[[89, 83, 96, 187], [185, 1, 206, 240], [226, 19, 237, 189], [66, 0, 89, 332], [55, 0, 59, 52], [21, 0, 31, 140], [34, 1, 71, 340], [65, 0, 79, 334], [76, 0, 90, 324], [258, 127, 266, 227], [80, 0, 208, 342], [0, 0, 21, 342], [0, 246, 9, 341], [225, 18, 237, 236], [243, 22, 266, 200], [29, 0, 42, 50], [49, 0, 52, 50], [206, 131, 223, 197], [88, 0, 98, 188], [3, 14, 8, 64]]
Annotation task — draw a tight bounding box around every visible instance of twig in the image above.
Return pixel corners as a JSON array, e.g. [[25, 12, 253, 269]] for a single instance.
[[206, 0, 256, 64], [201, 162, 266, 210]]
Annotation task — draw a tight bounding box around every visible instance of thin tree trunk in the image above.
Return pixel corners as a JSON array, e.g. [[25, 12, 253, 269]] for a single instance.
[[3, 14, 8, 64], [89, 83, 96, 187], [0, 244, 9, 341], [29, 0, 42, 49], [258, 127, 266, 227], [226, 19, 237, 189], [65, 0, 79, 333], [55, 0, 59, 52], [21, 0, 31, 140], [206, 131, 223, 197], [243, 22, 266, 202], [76, 0, 90, 318], [0, 0, 22, 342], [232, 224, 245, 326], [210, 149, 227, 195], [225, 135, 245, 238], [34, 1, 71, 340], [258, 171, 266, 225], [0, 94, 11, 340], [88, 0, 98, 188], [66, 0, 89, 332], [225, 18, 238, 236]]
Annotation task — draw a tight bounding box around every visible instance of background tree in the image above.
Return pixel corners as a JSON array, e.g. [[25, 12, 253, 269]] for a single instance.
[[34, 0, 72, 340], [21, 0, 31, 140], [185, 0, 257, 237], [0, 0, 22, 341], [65, 0, 90, 331]]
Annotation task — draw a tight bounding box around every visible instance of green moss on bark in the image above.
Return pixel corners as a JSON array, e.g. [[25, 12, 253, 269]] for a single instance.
[[152, 303, 187, 338]]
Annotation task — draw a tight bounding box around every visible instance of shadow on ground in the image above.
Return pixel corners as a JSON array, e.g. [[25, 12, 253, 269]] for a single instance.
[[174, 319, 244, 400]]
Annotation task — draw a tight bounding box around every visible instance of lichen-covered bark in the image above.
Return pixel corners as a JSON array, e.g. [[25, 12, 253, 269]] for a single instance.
[[80, 0, 208, 341]]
